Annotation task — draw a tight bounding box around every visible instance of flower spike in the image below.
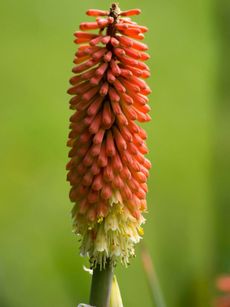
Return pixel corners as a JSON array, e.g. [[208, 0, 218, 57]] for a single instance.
[[67, 3, 151, 269]]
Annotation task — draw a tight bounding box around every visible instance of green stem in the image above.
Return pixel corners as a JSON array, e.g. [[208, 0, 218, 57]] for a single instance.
[[89, 261, 113, 307]]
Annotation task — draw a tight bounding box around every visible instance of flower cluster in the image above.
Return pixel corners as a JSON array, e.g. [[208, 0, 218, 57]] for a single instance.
[[215, 276, 230, 307], [67, 4, 151, 268]]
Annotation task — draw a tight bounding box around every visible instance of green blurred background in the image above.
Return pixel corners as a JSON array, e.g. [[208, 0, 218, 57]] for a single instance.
[[0, 0, 229, 306]]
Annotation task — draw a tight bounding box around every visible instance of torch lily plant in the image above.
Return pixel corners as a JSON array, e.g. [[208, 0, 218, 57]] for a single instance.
[[67, 4, 151, 306]]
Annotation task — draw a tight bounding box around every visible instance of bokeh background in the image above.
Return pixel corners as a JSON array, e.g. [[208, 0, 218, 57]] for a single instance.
[[0, 0, 229, 306]]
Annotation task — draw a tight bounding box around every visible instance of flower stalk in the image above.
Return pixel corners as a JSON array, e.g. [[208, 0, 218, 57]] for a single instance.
[[89, 261, 113, 307]]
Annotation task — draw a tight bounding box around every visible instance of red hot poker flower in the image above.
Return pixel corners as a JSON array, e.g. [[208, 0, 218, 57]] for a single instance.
[[67, 3, 151, 268]]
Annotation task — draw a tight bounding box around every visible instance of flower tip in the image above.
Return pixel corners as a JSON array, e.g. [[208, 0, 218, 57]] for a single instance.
[[120, 9, 141, 16], [86, 9, 109, 17]]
